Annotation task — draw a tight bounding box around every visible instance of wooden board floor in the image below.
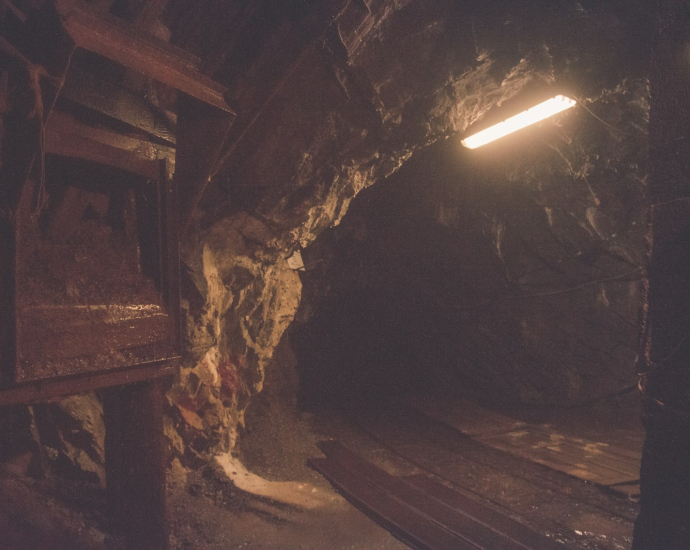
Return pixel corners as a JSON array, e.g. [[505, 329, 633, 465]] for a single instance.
[[310, 440, 561, 550], [405, 395, 641, 499]]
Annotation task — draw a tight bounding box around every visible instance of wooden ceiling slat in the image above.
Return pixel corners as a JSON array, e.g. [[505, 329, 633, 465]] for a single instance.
[[55, 0, 235, 113]]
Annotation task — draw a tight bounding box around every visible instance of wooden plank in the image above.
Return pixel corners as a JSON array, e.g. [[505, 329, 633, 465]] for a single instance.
[[480, 428, 640, 477], [45, 112, 163, 178], [0, 359, 176, 406], [479, 429, 639, 487], [103, 378, 169, 549], [406, 395, 526, 436], [15, 304, 178, 383], [404, 475, 564, 550], [55, 0, 234, 113], [60, 65, 177, 143], [480, 433, 616, 485], [308, 457, 475, 550], [408, 396, 641, 488], [318, 440, 555, 550]]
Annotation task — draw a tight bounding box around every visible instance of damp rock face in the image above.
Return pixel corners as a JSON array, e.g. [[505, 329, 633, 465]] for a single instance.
[[292, 75, 648, 406], [167, 0, 651, 458]]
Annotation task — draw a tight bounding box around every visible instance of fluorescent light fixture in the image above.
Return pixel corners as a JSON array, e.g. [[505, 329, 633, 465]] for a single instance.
[[461, 95, 577, 149]]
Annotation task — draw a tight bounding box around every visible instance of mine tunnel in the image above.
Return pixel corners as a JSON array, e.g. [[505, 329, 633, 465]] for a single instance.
[[0, 0, 689, 549]]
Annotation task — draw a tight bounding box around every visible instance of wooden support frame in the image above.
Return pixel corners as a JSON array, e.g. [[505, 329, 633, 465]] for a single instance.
[[56, 0, 235, 114], [45, 110, 174, 178], [103, 377, 169, 550], [60, 65, 177, 144], [0, 2, 232, 547]]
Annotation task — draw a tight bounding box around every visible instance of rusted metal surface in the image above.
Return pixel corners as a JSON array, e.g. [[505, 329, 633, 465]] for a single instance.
[[404, 475, 563, 550], [56, 0, 234, 113], [103, 378, 169, 550], [314, 440, 560, 550], [0, 359, 176, 406]]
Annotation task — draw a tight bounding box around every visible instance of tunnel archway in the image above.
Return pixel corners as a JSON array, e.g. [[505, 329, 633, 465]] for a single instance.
[[292, 93, 648, 410]]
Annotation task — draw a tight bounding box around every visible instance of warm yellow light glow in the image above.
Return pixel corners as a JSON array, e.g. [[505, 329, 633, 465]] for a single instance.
[[461, 95, 577, 149]]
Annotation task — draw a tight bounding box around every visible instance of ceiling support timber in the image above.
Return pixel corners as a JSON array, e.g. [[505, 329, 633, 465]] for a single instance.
[[176, 93, 234, 230], [55, 0, 234, 114], [0, 7, 75, 388], [45, 110, 172, 179], [60, 65, 177, 144], [211, 0, 354, 176]]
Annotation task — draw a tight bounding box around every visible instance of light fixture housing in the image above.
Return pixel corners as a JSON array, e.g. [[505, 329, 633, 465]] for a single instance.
[[461, 95, 577, 149]]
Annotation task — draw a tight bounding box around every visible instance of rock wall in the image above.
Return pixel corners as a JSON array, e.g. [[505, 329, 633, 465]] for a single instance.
[[292, 75, 648, 406]]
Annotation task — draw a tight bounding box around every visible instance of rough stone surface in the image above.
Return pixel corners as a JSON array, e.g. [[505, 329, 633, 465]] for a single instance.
[[292, 76, 648, 406], [173, 0, 651, 454]]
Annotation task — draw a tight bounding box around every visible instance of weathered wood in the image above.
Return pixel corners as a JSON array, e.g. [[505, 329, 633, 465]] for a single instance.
[[56, 0, 234, 113], [16, 304, 178, 383], [176, 92, 234, 229], [60, 65, 177, 143], [404, 474, 563, 550], [409, 396, 641, 488], [318, 440, 556, 550], [45, 110, 173, 177], [308, 457, 475, 550], [0, 359, 176, 406], [103, 378, 169, 550], [158, 160, 181, 350], [406, 394, 526, 437]]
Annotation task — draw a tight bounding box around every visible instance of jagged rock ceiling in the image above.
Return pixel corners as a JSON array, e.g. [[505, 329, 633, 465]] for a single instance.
[[172, 0, 650, 463]]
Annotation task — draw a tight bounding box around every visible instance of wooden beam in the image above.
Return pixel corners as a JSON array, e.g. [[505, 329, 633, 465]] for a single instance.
[[45, 111, 166, 179], [48, 109, 174, 161], [55, 0, 235, 113], [61, 65, 176, 143], [103, 378, 169, 549], [0, 360, 176, 406]]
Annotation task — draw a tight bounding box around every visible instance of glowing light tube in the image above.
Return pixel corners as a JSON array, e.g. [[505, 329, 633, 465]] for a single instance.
[[461, 95, 577, 149]]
